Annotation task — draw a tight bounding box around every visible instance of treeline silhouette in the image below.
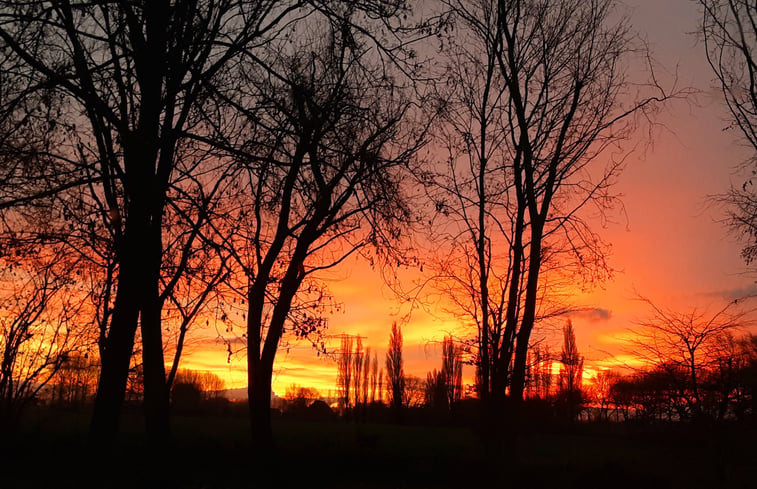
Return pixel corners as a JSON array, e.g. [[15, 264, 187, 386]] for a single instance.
[[22, 300, 757, 432], [0, 7, 752, 487], [598, 334, 757, 423]]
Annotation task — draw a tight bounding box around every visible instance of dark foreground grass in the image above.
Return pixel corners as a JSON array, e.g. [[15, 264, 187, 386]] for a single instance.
[[2, 408, 756, 489]]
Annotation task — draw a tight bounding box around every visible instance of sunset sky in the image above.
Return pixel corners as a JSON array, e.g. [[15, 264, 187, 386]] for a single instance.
[[180, 0, 757, 398]]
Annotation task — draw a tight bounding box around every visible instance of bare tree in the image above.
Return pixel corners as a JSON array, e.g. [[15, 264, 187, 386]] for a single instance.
[[0, 248, 93, 429], [629, 295, 749, 419], [701, 1, 757, 265], [403, 375, 425, 408], [283, 384, 320, 415], [425, 368, 448, 409], [736, 334, 757, 418], [0, 0, 311, 443], [590, 369, 619, 421], [50, 352, 99, 408], [171, 368, 225, 408], [557, 320, 584, 421], [353, 338, 365, 409], [701, 0, 757, 156], [370, 351, 379, 405], [424, 0, 512, 412], [219, 13, 427, 447], [173, 369, 225, 398], [427, 0, 673, 445], [426, 336, 463, 410], [526, 343, 553, 400], [607, 332, 757, 422], [442, 335, 463, 408], [386, 322, 406, 411], [704, 331, 752, 420], [337, 335, 354, 413], [378, 363, 385, 405], [361, 346, 371, 408]]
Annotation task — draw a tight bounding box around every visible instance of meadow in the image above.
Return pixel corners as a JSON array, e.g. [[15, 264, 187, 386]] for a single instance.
[[3, 405, 755, 489]]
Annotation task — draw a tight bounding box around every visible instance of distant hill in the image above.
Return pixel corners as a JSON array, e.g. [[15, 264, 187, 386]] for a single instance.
[[218, 388, 285, 407], [219, 387, 248, 401]]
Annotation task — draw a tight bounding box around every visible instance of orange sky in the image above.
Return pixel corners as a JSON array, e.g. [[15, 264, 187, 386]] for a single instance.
[[179, 0, 757, 397]]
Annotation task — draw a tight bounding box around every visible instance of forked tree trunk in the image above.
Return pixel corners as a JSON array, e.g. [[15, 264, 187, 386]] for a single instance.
[[91, 148, 169, 444]]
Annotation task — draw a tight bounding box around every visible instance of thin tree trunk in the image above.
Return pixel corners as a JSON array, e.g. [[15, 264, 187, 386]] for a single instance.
[[141, 281, 170, 442], [509, 219, 544, 403], [140, 207, 170, 443]]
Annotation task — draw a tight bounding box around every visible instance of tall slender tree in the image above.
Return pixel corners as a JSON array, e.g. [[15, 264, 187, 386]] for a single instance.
[[386, 322, 405, 411], [353, 338, 365, 408], [337, 335, 354, 412], [430, 0, 673, 446], [557, 320, 584, 421], [442, 336, 463, 407]]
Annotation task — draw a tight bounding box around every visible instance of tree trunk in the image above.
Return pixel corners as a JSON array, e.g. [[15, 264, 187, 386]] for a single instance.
[[91, 134, 165, 444], [248, 356, 276, 487], [249, 357, 274, 450], [247, 240, 309, 449], [140, 215, 170, 443], [90, 274, 140, 444], [141, 285, 170, 442], [509, 220, 544, 403]]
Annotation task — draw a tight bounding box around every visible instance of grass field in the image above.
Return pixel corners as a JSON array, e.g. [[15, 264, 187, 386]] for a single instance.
[[2, 407, 755, 488]]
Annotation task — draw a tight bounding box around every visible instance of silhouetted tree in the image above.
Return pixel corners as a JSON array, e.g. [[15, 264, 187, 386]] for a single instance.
[[556, 321, 584, 421], [361, 346, 371, 408], [403, 375, 426, 408], [426, 336, 463, 410], [701, 1, 757, 265], [283, 384, 320, 416], [607, 333, 757, 423], [50, 352, 99, 407], [428, 0, 674, 450], [442, 336, 463, 408], [337, 335, 354, 413], [735, 334, 757, 418], [608, 375, 636, 421], [628, 367, 680, 421], [629, 295, 749, 419], [0, 248, 92, 429], [386, 322, 405, 411], [590, 369, 619, 421], [174, 369, 224, 398], [702, 332, 746, 420], [213, 10, 428, 448], [425, 369, 448, 409], [171, 368, 225, 410], [336, 334, 375, 415], [353, 338, 365, 409], [0, 0, 292, 443], [378, 365, 385, 405], [526, 344, 553, 400], [125, 364, 144, 403], [370, 351, 379, 405]]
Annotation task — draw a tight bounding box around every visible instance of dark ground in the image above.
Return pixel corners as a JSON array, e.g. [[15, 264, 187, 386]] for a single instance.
[[2, 407, 756, 489]]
